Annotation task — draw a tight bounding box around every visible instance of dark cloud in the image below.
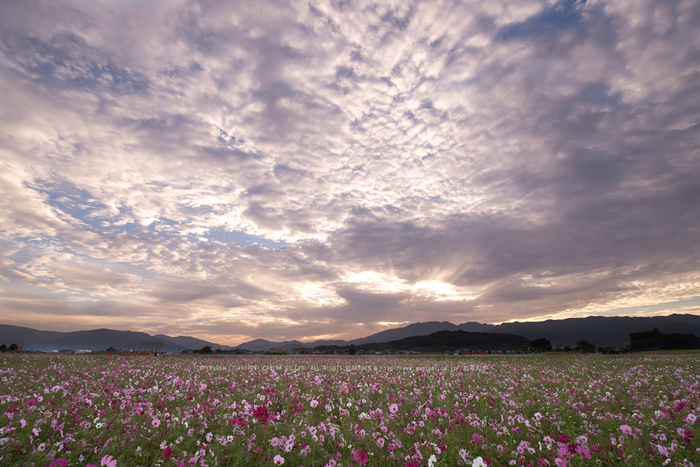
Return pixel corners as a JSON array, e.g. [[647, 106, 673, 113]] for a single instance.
[[147, 280, 226, 304]]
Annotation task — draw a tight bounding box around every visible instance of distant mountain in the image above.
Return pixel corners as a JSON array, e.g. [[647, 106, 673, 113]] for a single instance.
[[481, 314, 700, 347], [350, 321, 459, 345], [306, 339, 348, 347], [232, 313, 700, 349], [231, 322, 462, 350], [40, 329, 183, 352], [236, 339, 308, 351], [358, 330, 530, 353], [0, 325, 220, 352], [0, 325, 64, 349], [3, 313, 699, 352], [457, 321, 497, 333], [153, 334, 227, 351]]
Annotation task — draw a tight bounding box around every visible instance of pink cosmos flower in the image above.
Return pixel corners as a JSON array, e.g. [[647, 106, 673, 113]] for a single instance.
[[163, 447, 173, 459], [46, 459, 68, 467], [389, 403, 399, 414], [152, 418, 161, 428], [273, 454, 285, 465], [352, 449, 369, 466], [310, 399, 319, 408], [101, 455, 117, 467]]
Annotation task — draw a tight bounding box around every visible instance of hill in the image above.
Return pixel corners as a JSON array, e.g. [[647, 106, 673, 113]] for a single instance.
[[0, 325, 218, 352], [356, 330, 529, 353], [485, 314, 700, 347]]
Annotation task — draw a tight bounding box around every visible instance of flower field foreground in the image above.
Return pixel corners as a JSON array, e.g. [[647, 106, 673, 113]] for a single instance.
[[1, 354, 698, 467]]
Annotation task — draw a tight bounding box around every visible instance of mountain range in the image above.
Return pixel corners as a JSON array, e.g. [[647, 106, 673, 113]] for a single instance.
[[0, 326, 223, 353], [2, 313, 699, 351], [236, 314, 700, 349]]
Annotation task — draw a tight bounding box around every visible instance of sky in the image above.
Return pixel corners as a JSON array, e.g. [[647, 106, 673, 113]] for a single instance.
[[1, 0, 699, 346]]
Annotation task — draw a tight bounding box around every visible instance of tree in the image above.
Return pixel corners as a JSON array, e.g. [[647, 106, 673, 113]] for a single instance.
[[629, 328, 700, 352], [8, 343, 18, 352], [563, 346, 572, 352], [0, 344, 6, 352], [193, 345, 212, 354], [530, 338, 553, 353], [574, 339, 595, 354]]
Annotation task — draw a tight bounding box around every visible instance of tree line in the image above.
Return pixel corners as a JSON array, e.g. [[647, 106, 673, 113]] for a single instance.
[[629, 328, 700, 351]]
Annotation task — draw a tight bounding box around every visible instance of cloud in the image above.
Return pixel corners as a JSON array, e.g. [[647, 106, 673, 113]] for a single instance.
[[0, 0, 698, 344]]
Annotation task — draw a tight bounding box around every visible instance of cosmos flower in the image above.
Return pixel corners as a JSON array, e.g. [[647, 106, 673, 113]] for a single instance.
[[352, 449, 369, 466], [101, 455, 117, 467]]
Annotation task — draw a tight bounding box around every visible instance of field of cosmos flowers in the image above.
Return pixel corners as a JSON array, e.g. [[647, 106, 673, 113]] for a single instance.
[[1, 354, 698, 467]]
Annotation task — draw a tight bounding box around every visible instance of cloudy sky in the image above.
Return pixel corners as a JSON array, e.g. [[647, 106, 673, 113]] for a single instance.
[[1, 0, 699, 346]]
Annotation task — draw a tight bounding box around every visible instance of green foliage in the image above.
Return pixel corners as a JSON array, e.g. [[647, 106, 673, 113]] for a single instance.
[[574, 339, 595, 353], [629, 328, 700, 352], [193, 345, 213, 354], [263, 349, 290, 355], [8, 343, 18, 352], [529, 337, 553, 353]]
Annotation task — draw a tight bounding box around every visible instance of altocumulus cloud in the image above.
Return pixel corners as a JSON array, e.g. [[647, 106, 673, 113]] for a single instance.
[[0, 0, 699, 345]]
